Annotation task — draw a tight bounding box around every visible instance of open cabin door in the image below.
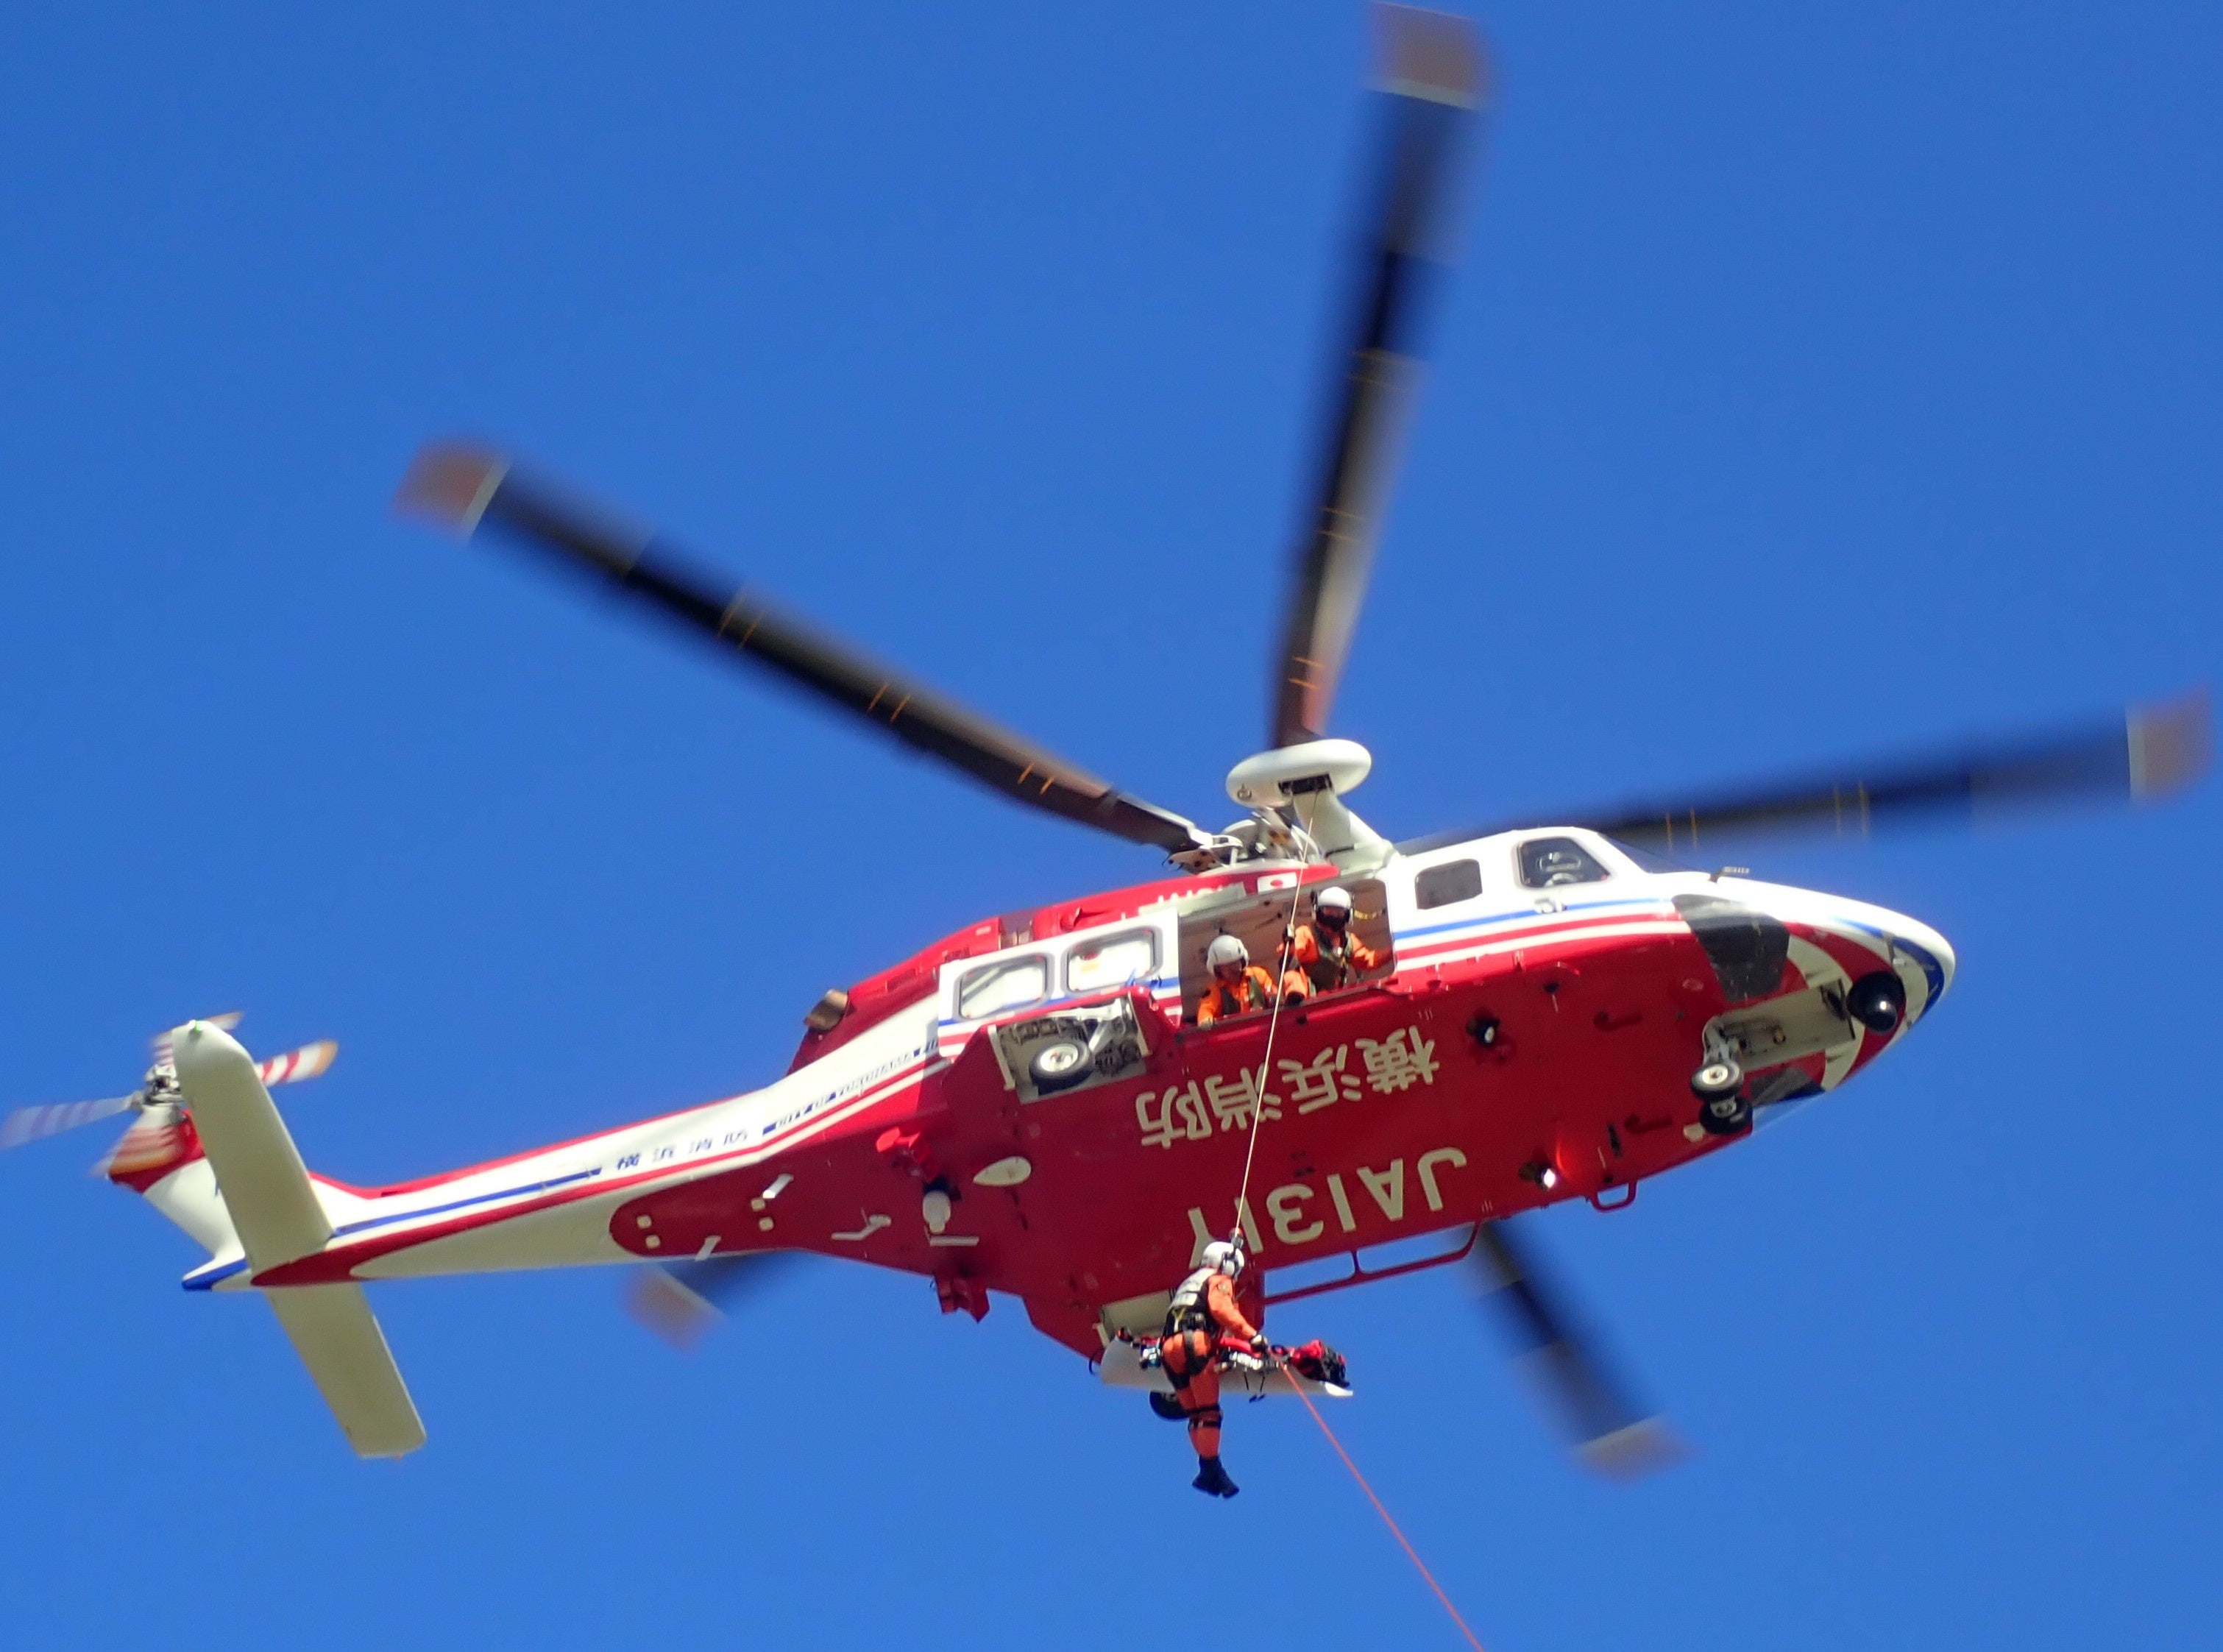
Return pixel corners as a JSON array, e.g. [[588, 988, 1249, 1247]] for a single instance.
[[1174, 876, 1393, 1025]]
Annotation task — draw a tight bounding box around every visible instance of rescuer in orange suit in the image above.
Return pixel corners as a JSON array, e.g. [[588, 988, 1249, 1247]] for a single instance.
[[1279, 885, 1382, 1004], [1196, 934, 1277, 1027], [1160, 1238, 1269, 1497]]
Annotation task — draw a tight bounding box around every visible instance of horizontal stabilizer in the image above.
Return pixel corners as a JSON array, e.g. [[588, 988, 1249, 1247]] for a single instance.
[[266, 1283, 427, 1459]]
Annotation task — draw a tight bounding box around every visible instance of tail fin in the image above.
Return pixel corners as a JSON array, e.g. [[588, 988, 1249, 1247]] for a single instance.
[[171, 1021, 425, 1458]]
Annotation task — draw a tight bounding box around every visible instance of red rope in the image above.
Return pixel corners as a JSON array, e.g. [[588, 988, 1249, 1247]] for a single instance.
[[1224, 812, 1482, 1649], [1288, 1380, 1489, 1652]]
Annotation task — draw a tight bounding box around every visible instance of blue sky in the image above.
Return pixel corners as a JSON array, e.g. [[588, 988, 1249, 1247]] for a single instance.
[[2, 4, 2217, 1648]]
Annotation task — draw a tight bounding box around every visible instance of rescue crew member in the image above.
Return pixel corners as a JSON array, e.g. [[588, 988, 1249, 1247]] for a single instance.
[[1196, 934, 1277, 1027], [1160, 1238, 1270, 1497], [1280, 885, 1382, 1004]]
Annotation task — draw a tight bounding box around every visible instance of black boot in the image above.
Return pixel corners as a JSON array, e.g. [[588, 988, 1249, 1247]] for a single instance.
[[1192, 1456, 1240, 1498]]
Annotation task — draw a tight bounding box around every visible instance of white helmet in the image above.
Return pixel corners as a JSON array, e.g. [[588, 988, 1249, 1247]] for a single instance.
[[1201, 1238, 1247, 1277], [1316, 885, 1353, 915], [1205, 934, 1249, 971]]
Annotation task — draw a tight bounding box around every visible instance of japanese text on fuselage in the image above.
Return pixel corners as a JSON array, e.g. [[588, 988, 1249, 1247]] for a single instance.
[[1135, 1025, 1439, 1149]]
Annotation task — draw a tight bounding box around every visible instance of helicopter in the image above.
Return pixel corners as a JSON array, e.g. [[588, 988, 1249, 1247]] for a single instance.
[[7, 5, 2208, 1465]]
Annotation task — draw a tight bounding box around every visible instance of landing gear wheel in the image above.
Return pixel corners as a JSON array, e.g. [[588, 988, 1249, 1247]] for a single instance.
[[1029, 1036, 1090, 1092], [1695, 1085, 1752, 1136], [1149, 1391, 1187, 1422], [1690, 1057, 1743, 1099]]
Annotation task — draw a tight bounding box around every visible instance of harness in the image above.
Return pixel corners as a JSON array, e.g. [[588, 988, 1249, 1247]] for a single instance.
[[1163, 1265, 1218, 1339], [1202, 968, 1265, 1022], [1303, 921, 1360, 991]]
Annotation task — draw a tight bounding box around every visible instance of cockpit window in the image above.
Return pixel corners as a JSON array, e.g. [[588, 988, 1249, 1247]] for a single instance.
[[1519, 837, 1609, 889], [1066, 930, 1157, 995], [1414, 858, 1482, 910], [956, 954, 1049, 1020]]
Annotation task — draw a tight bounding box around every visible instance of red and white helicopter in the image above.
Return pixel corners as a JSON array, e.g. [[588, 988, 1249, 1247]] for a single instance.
[[10, 6, 2208, 1465]]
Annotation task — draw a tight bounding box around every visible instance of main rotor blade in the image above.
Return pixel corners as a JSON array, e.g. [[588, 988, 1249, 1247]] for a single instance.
[[627, 1254, 794, 1352], [1408, 690, 2213, 858], [0, 1093, 138, 1152], [397, 447, 1210, 857], [1271, 4, 1486, 748], [1475, 1221, 1681, 1478]]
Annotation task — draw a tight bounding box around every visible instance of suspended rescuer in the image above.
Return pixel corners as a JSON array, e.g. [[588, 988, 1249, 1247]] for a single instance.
[[1196, 934, 1277, 1027], [1160, 1238, 1269, 1498], [1279, 885, 1381, 1004]]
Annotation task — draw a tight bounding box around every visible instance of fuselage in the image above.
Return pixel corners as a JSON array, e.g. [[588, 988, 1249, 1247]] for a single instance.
[[127, 828, 1953, 1361]]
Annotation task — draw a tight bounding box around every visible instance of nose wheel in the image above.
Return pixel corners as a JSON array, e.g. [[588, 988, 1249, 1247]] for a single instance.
[[1690, 1054, 1742, 1098], [1690, 1048, 1751, 1135], [1695, 1085, 1752, 1135]]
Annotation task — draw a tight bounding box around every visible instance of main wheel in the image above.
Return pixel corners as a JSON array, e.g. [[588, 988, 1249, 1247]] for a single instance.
[[1029, 1035, 1091, 1091], [1149, 1391, 1188, 1422], [1690, 1056, 1743, 1099]]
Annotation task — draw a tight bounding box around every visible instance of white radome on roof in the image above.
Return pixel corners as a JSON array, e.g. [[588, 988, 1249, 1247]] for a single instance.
[[1224, 738, 1374, 809]]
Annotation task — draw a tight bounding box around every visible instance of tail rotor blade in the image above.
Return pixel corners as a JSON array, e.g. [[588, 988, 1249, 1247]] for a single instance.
[[9, 1018, 330, 1158], [1475, 1221, 1682, 1478], [258, 1041, 338, 1088], [92, 1106, 191, 1180], [1, 1093, 138, 1152]]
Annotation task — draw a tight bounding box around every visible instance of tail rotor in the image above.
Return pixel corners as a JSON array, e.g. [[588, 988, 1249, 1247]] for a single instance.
[[1, 1013, 341, 1164]]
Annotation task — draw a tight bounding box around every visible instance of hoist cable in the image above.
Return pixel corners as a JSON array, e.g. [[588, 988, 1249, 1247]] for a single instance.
[[1231, 795, 1316, 1229], [1288, 1380, 1489, 1652]]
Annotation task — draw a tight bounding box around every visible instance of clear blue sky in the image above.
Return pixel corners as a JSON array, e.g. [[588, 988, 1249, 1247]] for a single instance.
[[3, 4, 2218, 1648]]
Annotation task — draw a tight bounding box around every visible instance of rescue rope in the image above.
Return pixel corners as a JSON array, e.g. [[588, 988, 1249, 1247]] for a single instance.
[[1230, 795, 1316, 1229], [1288, 1380, 1489, 1652]]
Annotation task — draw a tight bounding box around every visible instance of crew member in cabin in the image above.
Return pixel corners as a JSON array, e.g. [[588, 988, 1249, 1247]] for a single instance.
[[1278, 885, 1382, 1004], [1196, 934, 1277, 1027], [1158, 1238, 1270, 1498]]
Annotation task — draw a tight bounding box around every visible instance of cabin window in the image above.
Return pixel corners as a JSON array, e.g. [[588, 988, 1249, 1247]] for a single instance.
[[955, 954, 1049, 1021], [1519, 836, 1609, 889], [1414, 859, 1482, 910], [1066, 929, 1158, 996]]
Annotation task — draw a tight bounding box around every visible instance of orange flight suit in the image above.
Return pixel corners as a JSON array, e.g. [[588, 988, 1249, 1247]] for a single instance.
[[1196, 965, 1277, 1027], [1160, 1272, 1263, 1461], [1279, 921, 1383, 1002]]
